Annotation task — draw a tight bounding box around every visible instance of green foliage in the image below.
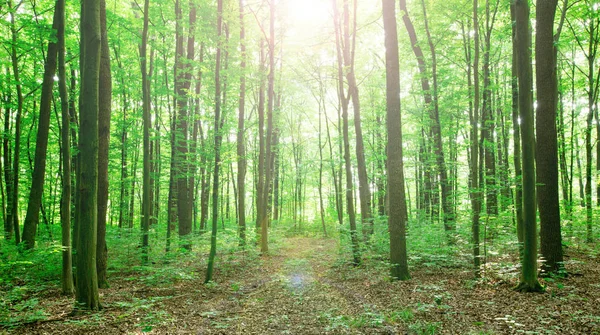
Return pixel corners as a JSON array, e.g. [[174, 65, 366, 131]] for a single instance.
[[408, 321, 441, 335], [385, 308, 415, 324]]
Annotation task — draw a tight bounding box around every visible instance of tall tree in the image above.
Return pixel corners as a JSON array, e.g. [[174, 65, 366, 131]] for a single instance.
[[514, 0, 543, 293], [96, 0, 112, 289], [470, 0, 483, 277], [206, 0, 224, 283], [383, 0, 409, 280], [76, 0, 101, 310], [342, 0, 372, 238], [510, 2, 524, 248], [260, 0, 276, 253], [57, 0, 74, 295], [173, 0, 195, 249], [237, 0, 247, 246], [140, 0, 151, 263], [399, 0, 455, 234], [7, 0, 23, 245], [21, 0, 62, 249], [333, 0, 360, 265], [535, 0, 566, 275]]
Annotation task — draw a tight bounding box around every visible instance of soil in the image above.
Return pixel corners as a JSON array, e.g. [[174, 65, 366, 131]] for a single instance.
[[4, 236, 600, 334]]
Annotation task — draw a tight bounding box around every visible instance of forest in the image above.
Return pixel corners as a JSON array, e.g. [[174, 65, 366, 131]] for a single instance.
[[0, 0, 599, 333]]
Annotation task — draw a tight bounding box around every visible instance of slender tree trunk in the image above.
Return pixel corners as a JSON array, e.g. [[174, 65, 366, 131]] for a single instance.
[[256, 39, 266, 235], [333, 0, 360, 265], [75, 0, 101, 310], [383, 0, 409, 280], [511, 3, 524, 247], [174, 0, 195, 249], [470, 0, 482, 277], [96, 0, 111, 288], [535, 0, 564, 275], [3, 69, 14, 241], [342, 0, 372, 239], [8, 0, 23, 245], [259, 0, 276, 253], [318, 87, 327, 237], [514, 0, 542, 292], [481, 0, 499, 217], [400, 0, 455, 235], [22, 0, 62, 249], [237, 0, 247, 246], [57, 0, 74, 295], [140, 0, 151, 264], [206, 0, 224, 283]]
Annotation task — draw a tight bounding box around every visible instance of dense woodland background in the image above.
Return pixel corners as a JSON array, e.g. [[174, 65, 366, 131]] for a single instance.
[[1, 0, 600, 333]]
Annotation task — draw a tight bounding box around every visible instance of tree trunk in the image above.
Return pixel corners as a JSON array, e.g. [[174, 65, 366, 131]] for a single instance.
[[237, 0, 247, 246], [8, 0, 23, 245], [535, 0, 564, 275], [400, 0, 455, 235], [140, 0, 151, 264], [75, 0, 101, 310], [383, 0, 409, 280], [206, 0, 224, 283], [96, 0, 111, 288], [333, 0, 360, 265], [260, 0, 276, 253], [514, 0, 542, 292], [21, 0, 62, 249], [57, 0, 74, 295], [470, 0, 482, 277], [174, 0, 195, 250], [343, 0, 372, 239]]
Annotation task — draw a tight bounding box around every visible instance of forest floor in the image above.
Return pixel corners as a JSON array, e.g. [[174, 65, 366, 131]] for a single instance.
[[4, 235, 600, 334]]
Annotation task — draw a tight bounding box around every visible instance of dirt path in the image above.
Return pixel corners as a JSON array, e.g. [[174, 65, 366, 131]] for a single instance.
[[153, 237, 395, 334]]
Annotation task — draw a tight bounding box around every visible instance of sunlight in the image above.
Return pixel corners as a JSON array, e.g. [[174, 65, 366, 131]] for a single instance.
[[285, 0, 330, 24], [283, 0, 332, 47]]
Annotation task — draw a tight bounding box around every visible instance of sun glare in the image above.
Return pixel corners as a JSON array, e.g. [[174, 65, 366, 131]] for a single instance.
[[284, 0, 331, 40], [286, 0, 330, 23]]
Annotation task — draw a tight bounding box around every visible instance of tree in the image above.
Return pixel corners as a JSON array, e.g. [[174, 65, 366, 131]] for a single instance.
[[7, 0, 24, 245], [21, 0, 62, 249], [173, 0, 195, 250], [343, 0, 373, 239], [383, 0, 409, 280], [535, 0, 566, 275], [514, 0, 543, 293], [75, 0, 102, 310], [57, 0, 74, 295], [470, 0, 483, 277], [96, 0, 112, 289], [237, 0, 247, 246], [206, 0, 224, 283], [399, 0, 455, 235], [140, 0, 151, 263], [333, 0, 360, 265]]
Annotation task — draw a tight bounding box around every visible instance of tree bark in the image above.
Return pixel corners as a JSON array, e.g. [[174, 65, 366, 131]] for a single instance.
[[535, 0, 564, 275], [333, 0, 360, 265], [470, 0, 482, 277], [8, 0, 23, 245], [514, 0, 542, 293], [383, 0, 409, 280], [140, 0, 151, 264], [21, 0, 62, 249], [96, 0, 111, 288], [75, 0, 101, 310], [206, 0, 224, 283], [399, 0, 455, 235], [343, 0, 372, 239], [57, 0, 74, 295]]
